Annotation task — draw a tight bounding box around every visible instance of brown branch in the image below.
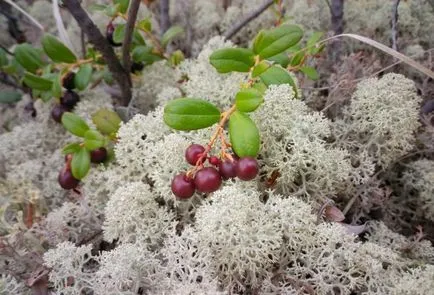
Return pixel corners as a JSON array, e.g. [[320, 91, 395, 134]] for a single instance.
[[80, 29, 86, 58], [328, 0, 344, 62], [62, 0, 132, 106], [122, 0, 141, 79], [391, 0, 401, 52], [224, 0, 274, 40], [159, 0, 171, 35]]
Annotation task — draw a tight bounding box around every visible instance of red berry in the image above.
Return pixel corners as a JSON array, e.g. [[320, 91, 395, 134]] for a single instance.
[[58, 167, 80, 190], [106, 23, 122, 47], [171, 173, 195, 199], [194, 167, 222, 193], [208, 156, 220, 166], [91, 147, 108, 163], [60, 90, 80, 110], [219, 159, 237, 180], [62, 72, 76, 90], [51, 104, 68, 123], [235, 157, 259, 181], [185, 144, 205, 166]]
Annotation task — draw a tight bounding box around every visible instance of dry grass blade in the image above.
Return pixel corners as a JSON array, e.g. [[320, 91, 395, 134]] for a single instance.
[[52, 0, 74, 51], [321, 33, 434, 79], [3, 0, 44, 31]]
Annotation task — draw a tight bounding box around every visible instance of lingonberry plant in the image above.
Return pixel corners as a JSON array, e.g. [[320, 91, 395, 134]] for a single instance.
[[164, 23, 324, 199]]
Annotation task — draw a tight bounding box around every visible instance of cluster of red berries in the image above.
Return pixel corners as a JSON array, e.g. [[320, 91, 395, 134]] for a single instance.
[[58, 147, 108, 190], [171, 144, 259, 199], [51, 72, 80, 123]]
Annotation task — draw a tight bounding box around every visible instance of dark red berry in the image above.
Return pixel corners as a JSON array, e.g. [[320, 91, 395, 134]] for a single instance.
[[106, 23, 122, 47], [208, 156, 220, 166], [131, 62, 144, 73], [194, 167, 222, 193], [62, 72, 76, 90], [171, 173, 195, 199], [51, 104, 68, 123], [185, 144, 205, 166], [58, 167, 80, 190], [60, 90, 80, 110], [219, 159, 237, 180], [235, 157, 259, 181], [90, 147, 108, 163]]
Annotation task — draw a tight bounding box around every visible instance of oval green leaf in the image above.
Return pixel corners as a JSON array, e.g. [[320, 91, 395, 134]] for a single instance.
[[83, 129, 106, 150], [209, 48, 255, 73], [52, 74, 62, 98], [259, 65, 298, 97], [235, 88, 264, 112], [253, 24, 303, 59], [252, 60, 271, 78], [74, 64, 93, 90], [132, 46, 163, 64], [161, 25, 184, 48], [229, 111, 260, 157], [164, 98, 221, 130], [113, 24, 126, 44], [14, 44, 45, 73], [71, 147, 91, 180], [0, 91, 22, 104], [92, 108, 122, 136], [114, 0, 129, 14], [61, 112, 90, 137], [41, 34, 77, 64], [300, 66, 319, 80], [62, 142, 81, 155], [23, 72, 53, 91]]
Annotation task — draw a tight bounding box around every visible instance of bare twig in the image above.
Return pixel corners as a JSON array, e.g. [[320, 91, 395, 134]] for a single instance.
[[328, 0, 344, 61], [2, 0, 44, 31], [122, 0, 141, 80], [80, 29, 86, 58], [63, 0, 132, 106], [0, 44, 14, 56], [391, 0, 401, 52], [159, 0, 171, 35], [224, 0, 274, 40]]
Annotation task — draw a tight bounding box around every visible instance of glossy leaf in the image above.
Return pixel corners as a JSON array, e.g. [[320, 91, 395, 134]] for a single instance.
[[169, 50, 185, 66], [113, 24, 126, 44], [23, 72, 53, 91], [267, 51, 290, 67], [235, 88, 264, 112], [290, 51, 305, 67], [41, 34, 77, 63], [253, 24, 303, 59], [252, 60, 271, 78], [52, 74, 62, 98], [164, 98, 221, 130], [229, 111, 260, 157], [74, 64, 92, 90], [14, 44, 45, 73], [92, 108, 122, 136], [62, 142, 81, 155], [84, 129, 106, 150], [137, 18, 152, 32], [71, 147, 91, 180], [300, 66, 319, 80], [161, 25, 184, 48], [61, 112, 90, 137], [259, 65, 298, 97], [114, 0, 129, 14], [132, 46, 163, 64], [132, 30, 146, 45], [0, 91, 22, 104], [307, 32, 323, 48], [209, 48, 255, 73]]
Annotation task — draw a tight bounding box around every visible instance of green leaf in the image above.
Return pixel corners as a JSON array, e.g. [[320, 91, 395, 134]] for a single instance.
[[113, 24, 126, 44], [252, 60, 270, 78], [52, 74, 62, 98], [266, 52, 290, 67], [209, 48, 255, 73], [83, 129, 106, 150], [114, 0, 129, 14], [300, 66, 319, 80], [169, 50, 185, 66], [235, 88, 264, 112], [41, 34, 77, 63], [132, 46, 163, 64], [259, 65, 298, 97], [137, 18, 152, 32], [161, 25, 184, 48], [71, 147, 91, 180], [92, 108, 122, 136], [62, 142, 81, 155], [74, 64, 93, 90], [307, 31, 323, 48], [23, 72, 53, 91], [164, 98, 221, 130], [39, 90, 53, 102], [253, 24, 303, 59], [61, 112, 90, 137], [105, 5, 118, 17], [0, 91, 22, 104], [14, 43, 45, 73], [132, 30, 146, 45], [290, 51, 305, 67], [229, 111, 260, 157], [0, 48, 8, 67]]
